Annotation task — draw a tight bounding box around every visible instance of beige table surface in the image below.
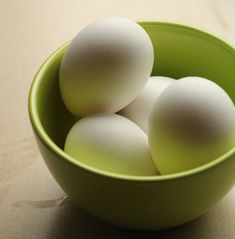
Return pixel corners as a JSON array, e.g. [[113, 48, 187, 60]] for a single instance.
[[1, 0, 235, 238]]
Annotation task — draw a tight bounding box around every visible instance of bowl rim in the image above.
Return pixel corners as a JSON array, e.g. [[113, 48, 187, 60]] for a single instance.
[[28, 21, 235, 182]]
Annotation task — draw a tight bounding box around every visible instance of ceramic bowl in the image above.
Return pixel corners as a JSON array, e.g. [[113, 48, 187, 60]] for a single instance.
[[28, 22, 235, 230]]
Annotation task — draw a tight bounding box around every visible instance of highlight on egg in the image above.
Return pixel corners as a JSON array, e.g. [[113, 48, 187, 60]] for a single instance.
[[60, 17, 154, 117], [119, 76, 175, 132], [64, 113, 158, 176], [148, 76, 235, 175]]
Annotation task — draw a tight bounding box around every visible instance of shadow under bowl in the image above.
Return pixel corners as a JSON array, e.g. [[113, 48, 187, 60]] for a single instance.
[[28, 22, 235, 230]]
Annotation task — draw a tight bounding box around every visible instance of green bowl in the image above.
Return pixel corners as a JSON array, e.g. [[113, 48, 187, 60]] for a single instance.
[[28, 22, 235, 230]]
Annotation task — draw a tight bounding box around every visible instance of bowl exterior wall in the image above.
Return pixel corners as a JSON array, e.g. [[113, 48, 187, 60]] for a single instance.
[[34, 132, 235, 230]]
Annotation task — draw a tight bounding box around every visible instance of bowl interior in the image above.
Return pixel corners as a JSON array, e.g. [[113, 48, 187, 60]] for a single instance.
[[32, 22, 235, 164]]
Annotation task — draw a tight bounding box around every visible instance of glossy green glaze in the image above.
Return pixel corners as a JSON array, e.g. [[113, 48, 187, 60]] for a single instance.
[[28, 22, 235, 230]]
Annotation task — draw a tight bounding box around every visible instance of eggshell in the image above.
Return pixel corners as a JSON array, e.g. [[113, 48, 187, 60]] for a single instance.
[[64, 113, 158, 176], [60, 17, 154, 117], [119, 76, 174, 132], [149, 76, 235, 175]]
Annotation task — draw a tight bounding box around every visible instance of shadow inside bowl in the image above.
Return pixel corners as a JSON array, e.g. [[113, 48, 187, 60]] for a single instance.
[[34, 47, 78, 149]]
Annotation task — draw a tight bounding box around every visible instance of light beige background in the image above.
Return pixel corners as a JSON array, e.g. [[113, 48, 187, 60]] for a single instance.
[[1, 0, 235, 238]]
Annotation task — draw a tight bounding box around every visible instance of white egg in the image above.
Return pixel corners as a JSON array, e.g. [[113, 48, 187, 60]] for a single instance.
[[149, 77, 235, 175], [60, 17, 154, 117], [119, 76, 174, 132], [64, 113, 158, 176]]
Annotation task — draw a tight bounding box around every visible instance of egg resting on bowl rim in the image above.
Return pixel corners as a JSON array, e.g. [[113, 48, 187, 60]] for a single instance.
[[59, 17, 154, 117], [149, 77, 235, 175]]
